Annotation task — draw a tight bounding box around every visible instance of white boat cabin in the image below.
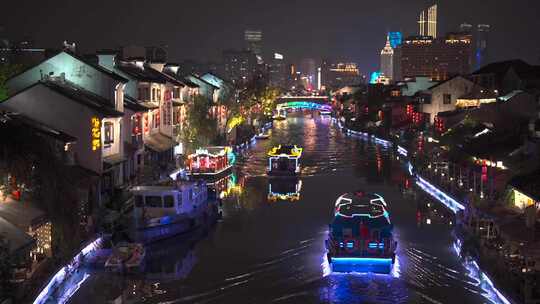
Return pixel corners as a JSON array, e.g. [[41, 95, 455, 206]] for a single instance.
[[132, 181, 207, 220]]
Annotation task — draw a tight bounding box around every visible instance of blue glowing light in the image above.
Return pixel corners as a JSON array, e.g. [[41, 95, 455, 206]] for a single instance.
[[415, 176, 465, 213], [370, 71, 382, 84], [332, 257, 393, 264], [277, 101, 331, 112], [388, 32, 403, 49]]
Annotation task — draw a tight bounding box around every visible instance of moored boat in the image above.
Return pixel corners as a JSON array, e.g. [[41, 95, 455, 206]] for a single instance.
[[131, 180, 218, 244], [267, 145, 302, 176], [326, 191, 397, 273], [105, 242, 146, 271]]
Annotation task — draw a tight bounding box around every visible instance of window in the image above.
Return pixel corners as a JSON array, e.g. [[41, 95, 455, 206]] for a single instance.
[[164, 195, 175, 208], [151, 88, 156, 101], [104, 122, 114, 145], [135, 195, 144, 207], [153, 110, 160, 128], [177, 194, 182, 206], [173, 87, 181, 99], [138, 87, 149, 100], [146, 196, 162, 208], [443, 94, 452, 104], [157, 88, 161, 101]]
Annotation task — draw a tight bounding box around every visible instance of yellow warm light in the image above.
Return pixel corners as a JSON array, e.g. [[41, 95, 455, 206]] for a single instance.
[[91, 117, 101, 151], [267, 145, 303, 157], [513, 189, 535, 209], [227, 116, 244, 133]]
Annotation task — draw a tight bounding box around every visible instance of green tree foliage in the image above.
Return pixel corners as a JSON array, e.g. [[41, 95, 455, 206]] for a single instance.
[[178, 95, 218, 154], [0, 64, 24, 101]]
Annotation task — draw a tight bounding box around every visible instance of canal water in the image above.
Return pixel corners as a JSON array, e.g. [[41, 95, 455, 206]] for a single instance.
[[69, 115, 496, 304]]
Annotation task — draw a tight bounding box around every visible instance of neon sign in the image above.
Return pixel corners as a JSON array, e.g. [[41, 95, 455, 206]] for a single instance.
[[91, 117, 101, 151]]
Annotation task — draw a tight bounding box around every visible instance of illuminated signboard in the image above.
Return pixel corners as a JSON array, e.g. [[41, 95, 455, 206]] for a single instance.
[[91, 117, 101, 151], [274, 53, 284, 60]]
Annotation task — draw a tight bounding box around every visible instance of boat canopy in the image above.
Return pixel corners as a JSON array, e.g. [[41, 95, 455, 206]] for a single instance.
[[268, 145, 303, 158]]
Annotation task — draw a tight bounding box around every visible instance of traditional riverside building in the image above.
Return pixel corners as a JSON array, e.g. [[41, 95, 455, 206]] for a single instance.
[[1, 50, 128, 213], [94, 52, 199, 181]]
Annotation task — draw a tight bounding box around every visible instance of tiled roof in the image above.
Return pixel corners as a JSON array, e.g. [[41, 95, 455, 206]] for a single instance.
[[41, 80, 124, 117]]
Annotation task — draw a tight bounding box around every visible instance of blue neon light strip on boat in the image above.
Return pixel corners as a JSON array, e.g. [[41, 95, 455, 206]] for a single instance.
[[332, 257, 393, 264]]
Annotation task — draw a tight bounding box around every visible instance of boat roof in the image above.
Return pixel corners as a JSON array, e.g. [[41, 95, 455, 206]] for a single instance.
[[333, 192, 391, 224], [131, 180, 205, 193], [268, 145, 303, 157], [189, 146, 230, 158]]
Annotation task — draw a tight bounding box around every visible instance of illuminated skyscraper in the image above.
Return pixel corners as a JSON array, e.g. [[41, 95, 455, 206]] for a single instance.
[[245, 30, 263, 63], [418, 4, 437, 38], [388, 32, 403, 49], [380, 34, 394, 81], [475, 24, 490, 70]]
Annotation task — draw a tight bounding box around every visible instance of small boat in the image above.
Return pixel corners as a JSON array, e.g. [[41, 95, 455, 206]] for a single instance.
[[267, 145, 302, 176], [131, 180, 219, 243], [186, 147, 234, 178], [105, 243, 146, 271], [326, 192, 397, 274]]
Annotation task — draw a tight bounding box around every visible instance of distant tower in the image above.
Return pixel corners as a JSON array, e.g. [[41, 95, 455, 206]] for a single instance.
[[418, 4, 437, 38], [380, 34, 394, 81], [476, 24, 490, 70], [245, 30, 263, 63]]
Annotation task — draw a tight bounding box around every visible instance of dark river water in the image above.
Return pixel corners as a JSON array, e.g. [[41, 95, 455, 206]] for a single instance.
[[70, 115, 497, 304]]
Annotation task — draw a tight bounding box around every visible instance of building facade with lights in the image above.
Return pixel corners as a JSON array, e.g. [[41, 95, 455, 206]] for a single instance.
[[421, 75, 477, 124], [380, 35, 394, 81], [222, 49, 257, 85], [397, 33, 472, 81], [418, 4, 438, 38]]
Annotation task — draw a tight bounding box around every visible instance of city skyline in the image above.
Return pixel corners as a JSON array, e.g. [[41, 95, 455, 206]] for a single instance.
[[2, 0, 540, 76]]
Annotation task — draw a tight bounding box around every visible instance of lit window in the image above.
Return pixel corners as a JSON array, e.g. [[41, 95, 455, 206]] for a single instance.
[[104, 122, 114, 145]]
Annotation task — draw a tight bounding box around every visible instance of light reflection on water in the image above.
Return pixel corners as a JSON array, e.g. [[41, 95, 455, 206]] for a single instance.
[[68, 115, 497, 304]]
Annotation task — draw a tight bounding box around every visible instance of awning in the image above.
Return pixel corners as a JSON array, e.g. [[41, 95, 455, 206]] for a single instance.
[[145, 133, 175, 153]]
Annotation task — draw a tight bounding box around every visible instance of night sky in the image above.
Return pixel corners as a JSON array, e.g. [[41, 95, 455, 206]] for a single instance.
[[3, 0, 540, 74]]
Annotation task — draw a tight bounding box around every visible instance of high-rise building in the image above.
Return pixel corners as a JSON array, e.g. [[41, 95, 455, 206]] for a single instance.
[[245, 30, 263, 62], [398, 32, 472, 81], [268, 52, 287, 88], [388, 32, 403, 49], [475, 24, 490, 70], [418, 4, 438, 38], [222, 49, 257, 85], [323, 62, 361, 89], [380, 34, 394, 81]]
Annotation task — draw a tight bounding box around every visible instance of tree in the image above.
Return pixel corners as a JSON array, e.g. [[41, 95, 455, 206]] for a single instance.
[[0, 64, 24, 101], [178, 95, 218, 155]]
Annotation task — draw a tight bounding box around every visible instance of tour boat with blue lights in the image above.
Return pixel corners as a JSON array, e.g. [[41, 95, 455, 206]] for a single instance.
[[131, 180, 218, 243], [186, 146, 235, 178], [326, 192, 397, 273], [267, 145, 303, 176]]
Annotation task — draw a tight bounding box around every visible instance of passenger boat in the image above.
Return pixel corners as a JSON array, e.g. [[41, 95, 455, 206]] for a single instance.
[[326, 192, 397, 273], [186, 147, 234, 178], [267, 145, 303, 176], [131, 180, 218, 244]]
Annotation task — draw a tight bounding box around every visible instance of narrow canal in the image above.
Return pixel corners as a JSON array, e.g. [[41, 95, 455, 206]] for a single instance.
[[69, 115, 498, 304]]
